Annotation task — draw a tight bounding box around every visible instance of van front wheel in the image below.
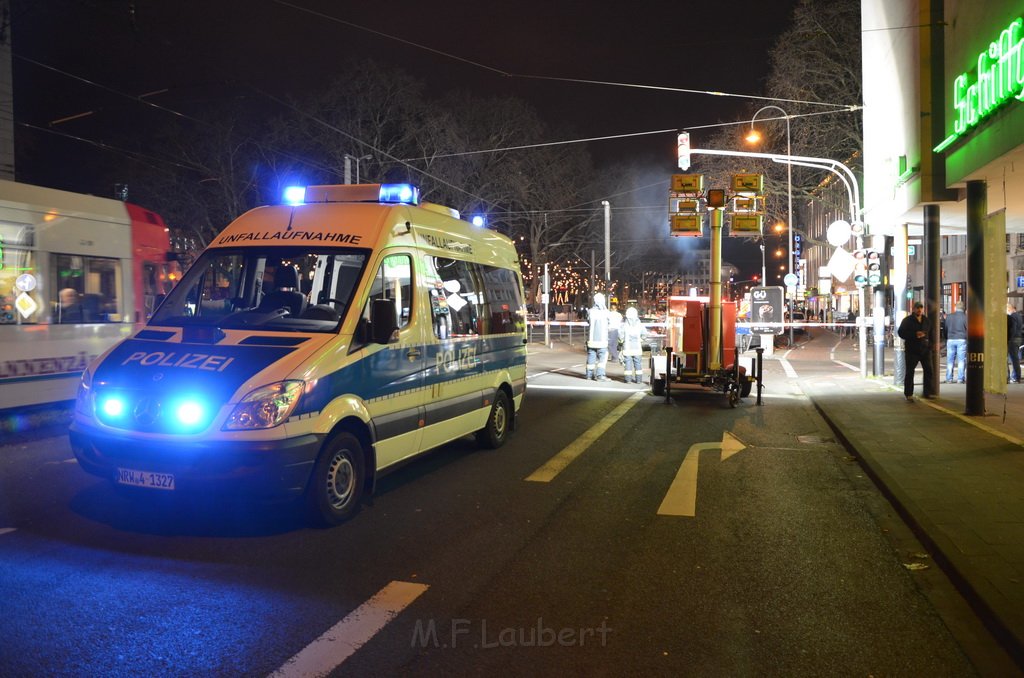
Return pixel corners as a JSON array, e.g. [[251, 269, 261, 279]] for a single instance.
[[476, 390, 511, 449], [306, 432, 365, 527]]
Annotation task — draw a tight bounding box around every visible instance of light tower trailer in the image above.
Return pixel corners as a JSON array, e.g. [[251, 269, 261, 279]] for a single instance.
[[650, 296, 756, 408]]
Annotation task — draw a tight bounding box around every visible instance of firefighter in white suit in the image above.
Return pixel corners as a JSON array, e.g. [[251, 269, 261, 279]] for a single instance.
[[619, 307, 648, 384], [585, 293, 610, 381]]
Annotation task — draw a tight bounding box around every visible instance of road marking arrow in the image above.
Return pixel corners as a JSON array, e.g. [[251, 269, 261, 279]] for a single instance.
[[657, 431, 746, 517]]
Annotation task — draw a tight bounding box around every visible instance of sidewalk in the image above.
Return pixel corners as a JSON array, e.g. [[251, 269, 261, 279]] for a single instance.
[[529, 336, 1024, 668], [807, 332, 1024, 667]]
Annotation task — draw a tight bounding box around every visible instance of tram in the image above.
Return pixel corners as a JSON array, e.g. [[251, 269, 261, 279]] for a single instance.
[[0, 180, 179, 410]]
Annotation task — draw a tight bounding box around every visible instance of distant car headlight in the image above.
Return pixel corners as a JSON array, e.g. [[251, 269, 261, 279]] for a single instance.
[[223, 381, 305, 430]]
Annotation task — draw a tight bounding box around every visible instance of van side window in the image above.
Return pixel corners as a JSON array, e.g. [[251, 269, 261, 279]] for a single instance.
[[357, 253, 412, 344], [431, 257, 483, 337], [480, 267, 525, 334], [427, 257, 524, 339]]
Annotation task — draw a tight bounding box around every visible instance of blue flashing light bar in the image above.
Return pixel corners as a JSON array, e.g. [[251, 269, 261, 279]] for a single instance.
[[283, 186, 306, 205], [471, 215, 486, 227], [379, 183, 419, 205]]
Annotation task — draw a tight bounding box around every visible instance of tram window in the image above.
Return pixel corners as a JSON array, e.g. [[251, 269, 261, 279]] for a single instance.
[[52, 254, 121, 323]]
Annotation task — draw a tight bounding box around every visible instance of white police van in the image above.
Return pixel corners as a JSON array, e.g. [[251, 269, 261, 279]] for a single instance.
[[70, 183, 527, 526]]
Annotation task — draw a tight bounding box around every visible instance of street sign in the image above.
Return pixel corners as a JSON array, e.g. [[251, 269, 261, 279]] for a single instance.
[[784, 273, 799, 287], [750, 286, 784, 335]]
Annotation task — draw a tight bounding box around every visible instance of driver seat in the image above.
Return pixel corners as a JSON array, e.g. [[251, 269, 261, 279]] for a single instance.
[[258, 265, 306, 316]]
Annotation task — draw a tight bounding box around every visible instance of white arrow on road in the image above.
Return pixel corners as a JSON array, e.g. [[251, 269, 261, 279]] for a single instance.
[[657, 431, 746, 517]]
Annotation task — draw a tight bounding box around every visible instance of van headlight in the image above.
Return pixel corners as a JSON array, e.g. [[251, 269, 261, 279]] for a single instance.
[[223, 381, 305, 430]]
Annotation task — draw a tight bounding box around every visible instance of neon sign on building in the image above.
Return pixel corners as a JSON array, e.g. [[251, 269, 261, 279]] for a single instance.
[[934, 17, 1024, 153]]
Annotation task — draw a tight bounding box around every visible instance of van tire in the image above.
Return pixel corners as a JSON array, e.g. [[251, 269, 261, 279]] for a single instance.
[[306, 432, 365, 527], [476, 389, 511, 449]]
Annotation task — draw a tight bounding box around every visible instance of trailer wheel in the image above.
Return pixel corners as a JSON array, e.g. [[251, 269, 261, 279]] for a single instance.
[[728, 388, 740, 408], [306, 432, 365, 527], [652, 377, 665, 397], [740, 378, 753, 398]]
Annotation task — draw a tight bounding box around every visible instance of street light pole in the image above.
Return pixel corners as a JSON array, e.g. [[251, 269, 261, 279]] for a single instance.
[[344, 153, 372, 184], [602, 200, 611, 285], [747, 106, 793, 346]]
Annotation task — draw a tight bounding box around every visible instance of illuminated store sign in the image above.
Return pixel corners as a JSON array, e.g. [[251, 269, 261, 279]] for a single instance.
[[934, 17, 1024, 153]]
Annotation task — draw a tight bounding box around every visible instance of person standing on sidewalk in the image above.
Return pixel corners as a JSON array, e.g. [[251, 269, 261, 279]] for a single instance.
[[897, 301, 935, 401], [944, 301, 967, 383], [1008, 302, 1022, 383], [585, 293, 610, 381], [619, 307, 648, 384]]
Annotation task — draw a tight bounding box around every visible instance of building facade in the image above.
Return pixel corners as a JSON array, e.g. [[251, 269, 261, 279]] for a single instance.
[[862, 0, 1024, 390]]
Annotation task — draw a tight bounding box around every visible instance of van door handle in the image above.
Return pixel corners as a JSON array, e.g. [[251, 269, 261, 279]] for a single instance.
[[406, 348, 422, 360]]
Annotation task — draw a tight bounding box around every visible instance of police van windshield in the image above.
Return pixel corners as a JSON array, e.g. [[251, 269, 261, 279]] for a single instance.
[[150, 247, 369, 332]]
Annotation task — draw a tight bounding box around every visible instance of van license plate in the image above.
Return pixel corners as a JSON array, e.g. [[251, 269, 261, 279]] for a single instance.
[[115, 468, 175, 491]]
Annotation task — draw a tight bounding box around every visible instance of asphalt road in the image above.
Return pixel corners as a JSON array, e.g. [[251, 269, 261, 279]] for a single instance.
[[0, 344, 1005, 676]]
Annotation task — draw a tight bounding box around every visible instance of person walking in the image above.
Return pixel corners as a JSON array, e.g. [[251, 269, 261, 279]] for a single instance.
[[1008, 303, 1022, 384], [585, 293, 610, 381], [897, 301, 935, 401], [619, 307, 648, 384], [944, 301, 967, 383]]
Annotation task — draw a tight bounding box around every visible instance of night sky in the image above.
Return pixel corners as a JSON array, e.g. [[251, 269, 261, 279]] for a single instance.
[[11, 0, 802, 274]]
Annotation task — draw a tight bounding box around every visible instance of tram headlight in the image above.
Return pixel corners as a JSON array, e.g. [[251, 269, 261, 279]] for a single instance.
[[223, 381, 305, 430]]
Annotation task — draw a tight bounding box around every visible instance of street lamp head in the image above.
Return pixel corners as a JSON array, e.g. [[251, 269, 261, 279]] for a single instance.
[[744, 127, 762, 144]]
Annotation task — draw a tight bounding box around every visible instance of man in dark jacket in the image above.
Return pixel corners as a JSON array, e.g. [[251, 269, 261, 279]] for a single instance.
[[897, 301, 934, 401]]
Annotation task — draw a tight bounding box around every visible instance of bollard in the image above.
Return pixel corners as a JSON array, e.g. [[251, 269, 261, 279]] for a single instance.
[[755, 347, 764, 406], [664, 346, 673, 403]]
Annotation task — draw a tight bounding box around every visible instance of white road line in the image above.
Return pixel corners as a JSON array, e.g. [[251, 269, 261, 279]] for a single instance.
[[778, 356, 798, 378], [270, 580, 428, 678], [832, 360, 860, 372], [527, 383, 650, 393], [525, 390, 646, 483], [0, 528, 16, 536], [527, 364, 584, 379]]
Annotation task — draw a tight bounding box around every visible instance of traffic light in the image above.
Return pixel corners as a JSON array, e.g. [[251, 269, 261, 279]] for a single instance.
[[853, 249, 867, 287], [866, 250, 881, 286], [706, 189, 727, 208]]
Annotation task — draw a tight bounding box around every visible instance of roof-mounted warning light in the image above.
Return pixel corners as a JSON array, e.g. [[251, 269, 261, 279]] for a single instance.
[[379, 183, 419, 205], [285, 183, 422, 205], [283, 186, 306, 205]]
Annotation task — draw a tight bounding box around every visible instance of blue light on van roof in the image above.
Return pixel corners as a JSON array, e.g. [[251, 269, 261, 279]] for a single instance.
[[379, 183, 419, 205], [283, 186, 306, 205]]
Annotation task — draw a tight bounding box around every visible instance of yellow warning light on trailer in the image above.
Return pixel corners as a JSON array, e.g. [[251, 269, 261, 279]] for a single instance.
[[731, 174, 764, 195], [670, 213, 704, 237], [671, 174, 704, 193], [730, 214, 763, 234]]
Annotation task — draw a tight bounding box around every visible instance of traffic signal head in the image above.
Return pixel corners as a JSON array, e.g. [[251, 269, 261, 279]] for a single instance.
[[706, 189, 727, 208], [867, 250, 881, 286], [853, 249, 867, 287]]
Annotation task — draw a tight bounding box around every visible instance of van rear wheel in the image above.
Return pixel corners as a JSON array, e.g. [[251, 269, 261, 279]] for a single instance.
[[306, 432, 365, 527], [476, 390, 511, 449]]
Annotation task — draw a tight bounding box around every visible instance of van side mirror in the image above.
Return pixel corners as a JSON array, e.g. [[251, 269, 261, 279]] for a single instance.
[[370, 298, 399, 344]]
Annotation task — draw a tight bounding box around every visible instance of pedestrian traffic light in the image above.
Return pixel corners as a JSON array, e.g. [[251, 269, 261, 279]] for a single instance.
[[706, 189, 727, 208], [866, 250, 881, 286]]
